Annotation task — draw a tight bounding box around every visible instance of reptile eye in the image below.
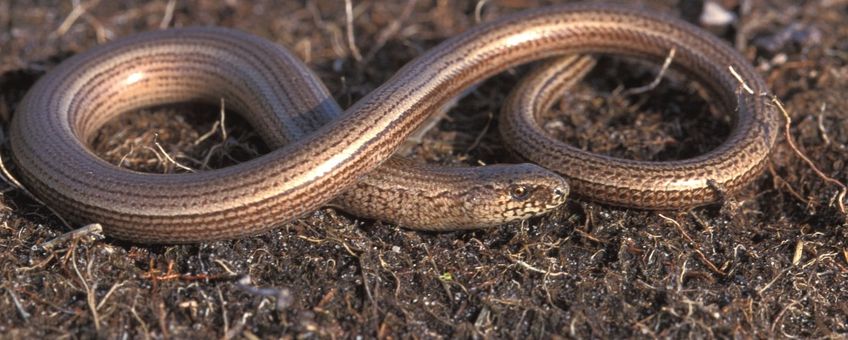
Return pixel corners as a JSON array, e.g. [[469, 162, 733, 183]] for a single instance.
[[509, 185, 530, 201]]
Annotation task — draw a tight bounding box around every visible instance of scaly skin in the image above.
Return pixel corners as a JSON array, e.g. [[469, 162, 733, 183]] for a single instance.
[[10, 4, 777, 243]]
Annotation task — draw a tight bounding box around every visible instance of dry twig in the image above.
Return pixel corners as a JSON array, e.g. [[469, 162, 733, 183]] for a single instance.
[[344, 0, 363, 61], [772, 97, 847, 215], [159, 0, 176, 29], [364, 0, 418, 61], [40, 223, 104, 251], [623, 48, 676, 96], [659, 214, 726, 276], [54, 0, 103, 37], [0, 149, 72, 229], [72, 247, 100, 332], [729, 65, 847, 215], [153, 133, 195, 173], [474, 0, 489, 24], [513, 259, 568, 277]]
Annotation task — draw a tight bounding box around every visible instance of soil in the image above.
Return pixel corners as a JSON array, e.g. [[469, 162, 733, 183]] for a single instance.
[[1, 0, 846, 338]]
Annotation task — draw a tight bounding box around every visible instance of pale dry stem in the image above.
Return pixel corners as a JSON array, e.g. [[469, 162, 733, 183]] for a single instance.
[[623, 48, 676, 96], [344, 0, 363, 62], [159, 0, 176, 29], [729, 65, 847, 215], [772, 97, 847, 215]]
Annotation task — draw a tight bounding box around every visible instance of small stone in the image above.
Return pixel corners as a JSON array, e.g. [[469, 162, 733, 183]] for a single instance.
[[700, 1, 736, 27]]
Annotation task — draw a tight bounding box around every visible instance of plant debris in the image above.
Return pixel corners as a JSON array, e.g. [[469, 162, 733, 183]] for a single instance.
[[0, 0, 846, 338]]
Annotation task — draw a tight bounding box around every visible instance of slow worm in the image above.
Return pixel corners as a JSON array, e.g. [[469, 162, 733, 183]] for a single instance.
[[9, 4, 778, 243]]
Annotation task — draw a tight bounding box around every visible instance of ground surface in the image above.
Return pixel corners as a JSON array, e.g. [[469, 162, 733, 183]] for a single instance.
[[1, 0, 847, 338]]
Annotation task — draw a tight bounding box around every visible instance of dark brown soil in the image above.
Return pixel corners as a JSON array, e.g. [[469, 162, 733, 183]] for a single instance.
[[1, 0, 846, 338]]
